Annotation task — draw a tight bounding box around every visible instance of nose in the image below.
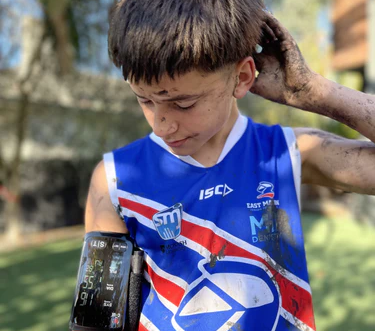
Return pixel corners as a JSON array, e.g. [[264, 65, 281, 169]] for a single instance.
[[152, 107, 178, 138]]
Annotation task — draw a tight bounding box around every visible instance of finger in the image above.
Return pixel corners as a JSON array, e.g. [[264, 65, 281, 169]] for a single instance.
[[261, 23, 277, 43], [263, 12, 291, 43]]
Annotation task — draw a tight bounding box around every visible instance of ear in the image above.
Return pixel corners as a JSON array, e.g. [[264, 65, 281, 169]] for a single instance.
[[233, 57, 256, 99]]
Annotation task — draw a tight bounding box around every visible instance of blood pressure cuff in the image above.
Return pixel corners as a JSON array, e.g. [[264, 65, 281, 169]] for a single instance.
[[69, 232, 143, 331]]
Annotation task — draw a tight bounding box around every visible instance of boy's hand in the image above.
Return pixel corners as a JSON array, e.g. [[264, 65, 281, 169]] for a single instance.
[[250, 12, 317, 107]]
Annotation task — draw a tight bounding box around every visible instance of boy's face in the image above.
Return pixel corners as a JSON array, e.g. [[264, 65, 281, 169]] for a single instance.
[[129, 68, 239, 162]]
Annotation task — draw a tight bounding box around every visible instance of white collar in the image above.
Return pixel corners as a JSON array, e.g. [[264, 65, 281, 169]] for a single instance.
[[149, 114, 248, 168]]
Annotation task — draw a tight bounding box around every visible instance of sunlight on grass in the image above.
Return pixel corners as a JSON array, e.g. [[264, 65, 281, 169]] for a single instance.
[[303, 214, 375, 331], [0, 238, 82, 331], [19, 274, 40, 285], [0, 216, 374, 331], [0, 250, 38, 269]]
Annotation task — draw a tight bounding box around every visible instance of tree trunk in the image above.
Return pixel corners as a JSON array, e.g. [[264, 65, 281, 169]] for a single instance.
[[3, 14, 46, 243], [4, 92, 30, 243], [43, 0, 73, 75]]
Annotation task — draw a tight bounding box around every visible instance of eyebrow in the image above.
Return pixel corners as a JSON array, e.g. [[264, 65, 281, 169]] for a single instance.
[[132, 91, 201, 102]]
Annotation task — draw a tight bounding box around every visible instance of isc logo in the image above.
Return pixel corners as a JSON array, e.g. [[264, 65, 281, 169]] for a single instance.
[[199, 184, 234, 200]]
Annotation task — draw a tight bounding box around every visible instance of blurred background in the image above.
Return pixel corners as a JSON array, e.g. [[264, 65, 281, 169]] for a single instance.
[[0, 0, 374, 330]]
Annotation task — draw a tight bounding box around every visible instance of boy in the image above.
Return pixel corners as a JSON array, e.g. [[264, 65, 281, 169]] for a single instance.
[[86, 1, 375, 330]]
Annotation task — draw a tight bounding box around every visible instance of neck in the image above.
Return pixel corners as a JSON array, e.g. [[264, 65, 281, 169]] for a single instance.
[[191, 102, 239, 167]]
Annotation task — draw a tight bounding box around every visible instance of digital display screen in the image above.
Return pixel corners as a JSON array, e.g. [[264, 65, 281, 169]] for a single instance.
[[77, 258, 104, 307], [70, 233, 133, 330]]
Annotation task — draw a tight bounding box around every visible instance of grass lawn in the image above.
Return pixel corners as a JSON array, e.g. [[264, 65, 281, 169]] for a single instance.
[[0, 213, 374, 331]]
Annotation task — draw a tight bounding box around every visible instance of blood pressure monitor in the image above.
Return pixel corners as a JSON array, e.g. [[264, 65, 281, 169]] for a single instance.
[[69, 232, 136, 331]]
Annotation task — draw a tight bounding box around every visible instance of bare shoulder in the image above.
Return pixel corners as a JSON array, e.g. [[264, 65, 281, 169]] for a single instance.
[[292, 127, 375, 195], [293, 126, 374, 160], [292, 127, 347, 162], [293, 127, 344, 140], [85, 160, 128, 234]]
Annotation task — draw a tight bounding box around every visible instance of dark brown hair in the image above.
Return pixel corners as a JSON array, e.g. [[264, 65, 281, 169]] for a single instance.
[[108, 0, 265, 84]]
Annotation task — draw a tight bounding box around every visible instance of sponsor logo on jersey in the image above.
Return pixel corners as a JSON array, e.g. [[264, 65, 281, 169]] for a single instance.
[[249, 201, 280, 243], [199, 184, 233, 200], [246, 200, 280, 211], [152, 203, 183, 240], [160, 240, 188, 254], [247, 182, 279, 211], [257, 181, 275, 199], [249, 215, 280, 243]]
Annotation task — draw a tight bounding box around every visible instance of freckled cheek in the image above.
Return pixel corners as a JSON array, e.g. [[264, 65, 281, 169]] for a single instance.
[[211, 98, 230, 118], [212, 90, 231, 106], [142, 108, 155, 127], [200, 98, 219, 115]]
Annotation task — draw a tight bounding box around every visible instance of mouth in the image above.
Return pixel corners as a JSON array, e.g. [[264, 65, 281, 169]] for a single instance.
[[164, 137, 190, 148]]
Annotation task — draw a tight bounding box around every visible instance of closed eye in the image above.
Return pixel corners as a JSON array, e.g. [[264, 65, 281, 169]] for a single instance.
[[175, 103, 196, 111], [139, 99, 152, 105], [138, 98, 196, 111]]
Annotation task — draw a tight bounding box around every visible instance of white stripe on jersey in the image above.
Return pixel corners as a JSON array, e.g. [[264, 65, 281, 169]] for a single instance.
[[146, 255, 189, 292], [282, 127, 302, 210], [139, 314, 162, 331], [281, 308, 316, 331], [103, 152, 120, 208]]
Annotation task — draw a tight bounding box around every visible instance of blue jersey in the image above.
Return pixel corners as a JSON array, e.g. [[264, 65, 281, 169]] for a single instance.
[[104, 116, 315, 331]]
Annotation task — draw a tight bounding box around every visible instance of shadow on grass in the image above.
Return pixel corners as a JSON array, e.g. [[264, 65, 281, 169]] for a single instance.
[[0, 214, 374, 331], [0, 239, 82, 331]]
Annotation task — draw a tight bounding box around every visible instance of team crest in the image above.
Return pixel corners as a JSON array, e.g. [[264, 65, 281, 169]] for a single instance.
[[174, 260, 280, 330], [257, 182, 275, 199], [152, 203, 183, 240]]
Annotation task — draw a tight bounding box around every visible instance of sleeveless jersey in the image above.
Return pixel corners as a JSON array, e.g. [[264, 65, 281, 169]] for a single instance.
[[104, 116, 316, 331]]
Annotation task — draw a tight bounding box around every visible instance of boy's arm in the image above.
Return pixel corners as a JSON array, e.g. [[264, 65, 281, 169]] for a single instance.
[[85, 160, 128, 233], [295, 128, 375, 195], [251, 13, 375, 195]]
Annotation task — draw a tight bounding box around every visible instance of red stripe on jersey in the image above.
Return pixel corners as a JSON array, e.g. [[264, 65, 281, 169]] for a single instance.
[[119, 197, 315, 330], [138, 322, 148, 331], [274, 273, 316, 329], [145, 261, 185, 307], [120, 198, 157, 219]]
